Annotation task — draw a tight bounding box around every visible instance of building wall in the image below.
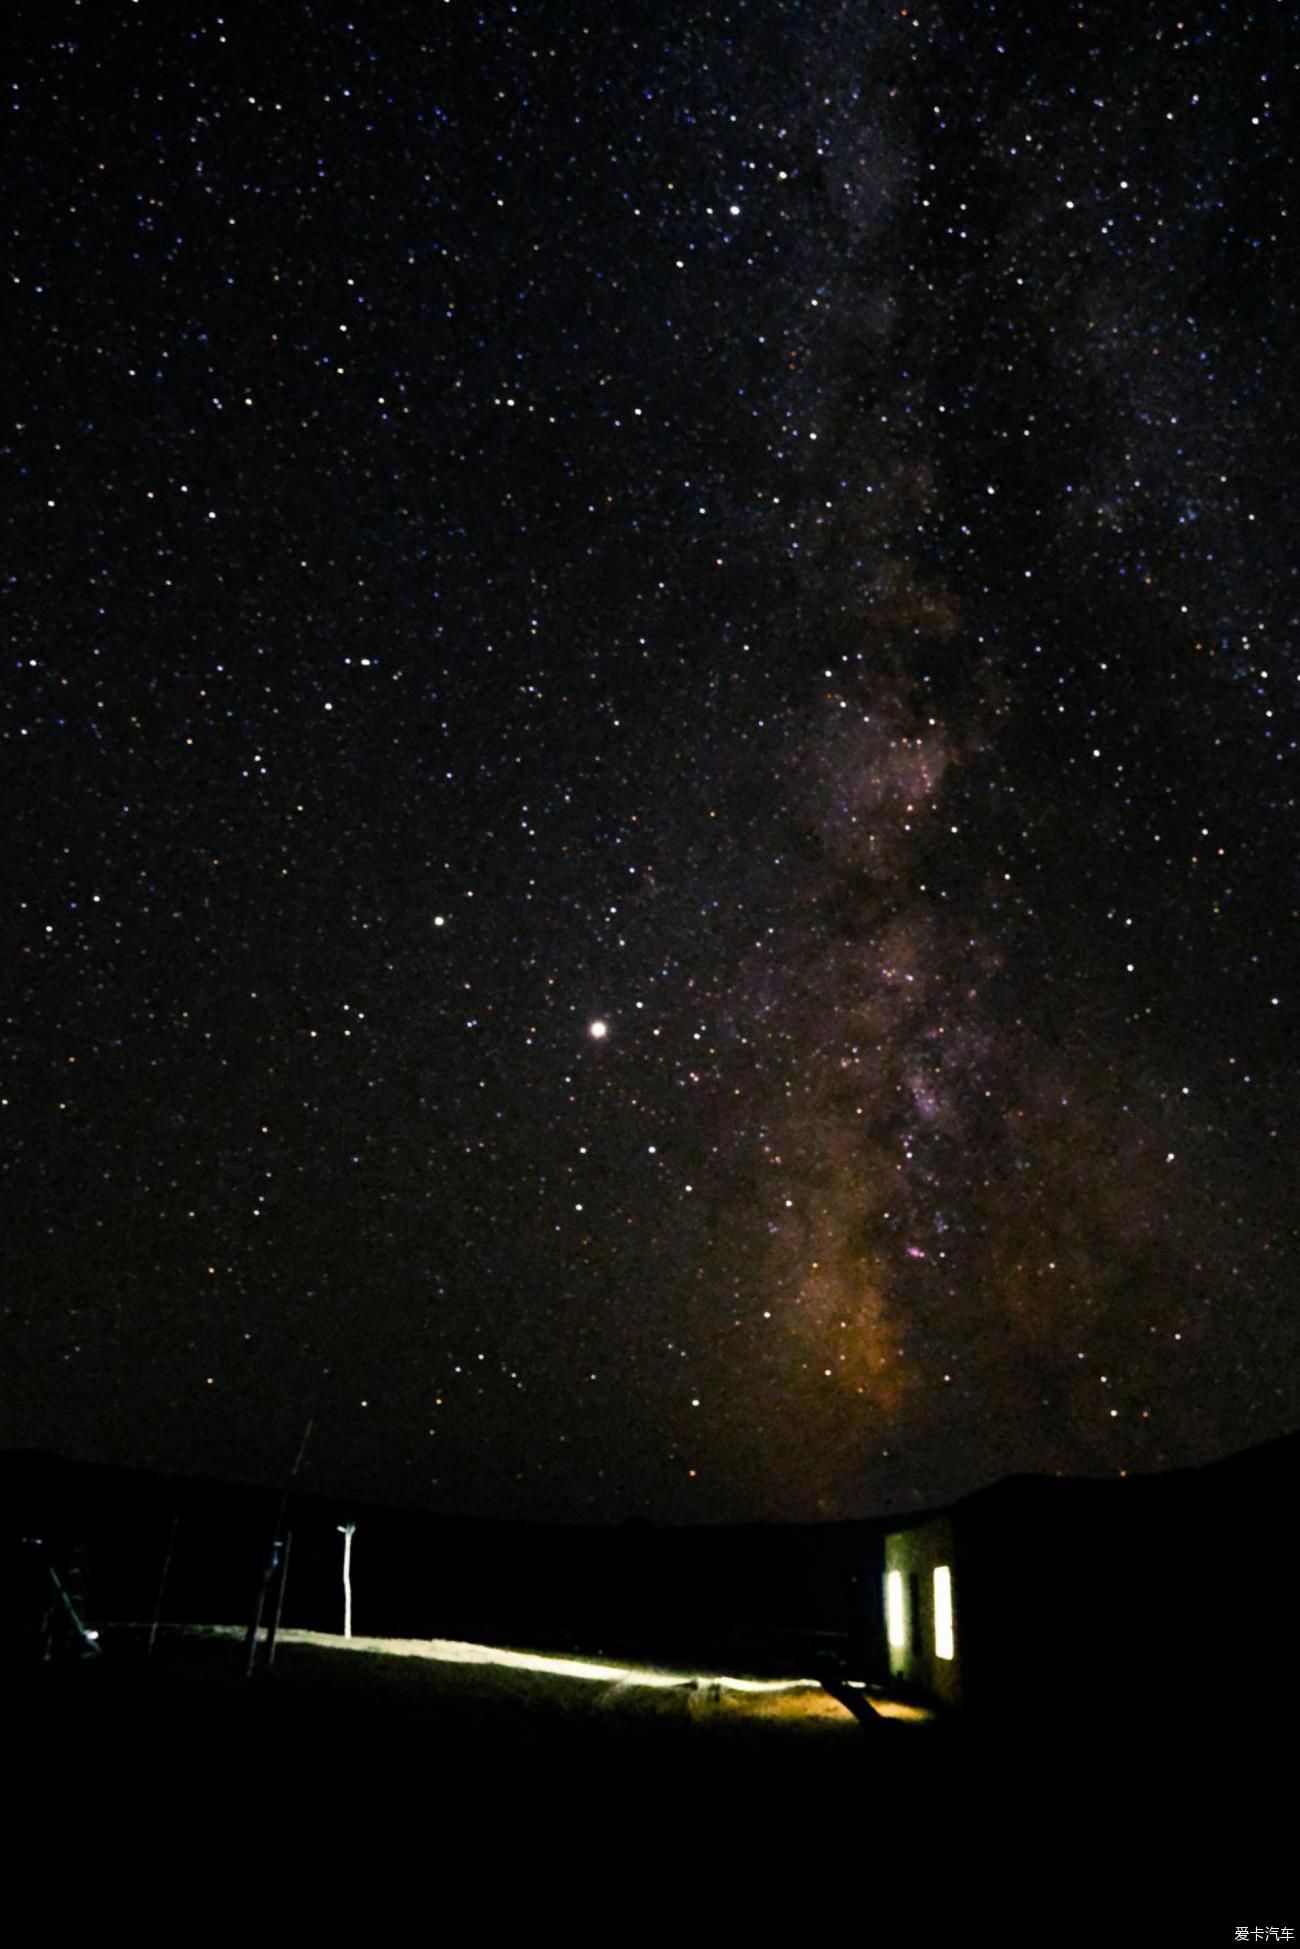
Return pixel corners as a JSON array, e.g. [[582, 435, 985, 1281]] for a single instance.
[[883, 1514, 961, 1708]]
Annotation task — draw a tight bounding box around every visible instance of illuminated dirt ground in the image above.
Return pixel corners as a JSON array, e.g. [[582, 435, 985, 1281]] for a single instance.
[[242, 1626, 940, 1726], [240, 1625, 870, 1727], [198, 1622, 894, 1746]]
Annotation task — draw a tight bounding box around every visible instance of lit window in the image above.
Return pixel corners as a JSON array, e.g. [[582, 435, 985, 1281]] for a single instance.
[[933, 1565, 954, 1660], [886, 1569, 905, 1650]]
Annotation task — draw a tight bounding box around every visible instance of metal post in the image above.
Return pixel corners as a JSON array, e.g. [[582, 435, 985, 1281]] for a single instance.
[[338, 1522, 356, 1638]]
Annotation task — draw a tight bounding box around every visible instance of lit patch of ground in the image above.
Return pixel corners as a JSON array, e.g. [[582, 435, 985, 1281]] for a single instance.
[[219, 1624, 944, 1729], [217, 1624, 862, 1727], [866, 1695, 932, 1723]]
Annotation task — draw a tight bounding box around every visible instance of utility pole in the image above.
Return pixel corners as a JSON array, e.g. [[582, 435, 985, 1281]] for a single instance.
[[338, 1522, 356, 1638]]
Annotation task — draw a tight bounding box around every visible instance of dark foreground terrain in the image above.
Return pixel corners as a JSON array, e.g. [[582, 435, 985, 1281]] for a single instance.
[[5, 1626, 1292, 1937]]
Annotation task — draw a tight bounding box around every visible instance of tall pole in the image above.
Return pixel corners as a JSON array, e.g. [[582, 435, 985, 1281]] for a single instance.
[[245, 1415, 314, 1677], [266, 1528, 293, 1666], [338, 1522, 356, 1639], [148, 1513, 179, 1657]]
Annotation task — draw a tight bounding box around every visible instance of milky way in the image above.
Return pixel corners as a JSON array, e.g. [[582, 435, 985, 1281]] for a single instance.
[[3, 2, 1295, 1519]]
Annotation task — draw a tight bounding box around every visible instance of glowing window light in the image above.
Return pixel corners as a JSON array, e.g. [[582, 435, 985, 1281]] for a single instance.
[[886, 1569, 906, 1650], [933, 1565, 955, 1661]]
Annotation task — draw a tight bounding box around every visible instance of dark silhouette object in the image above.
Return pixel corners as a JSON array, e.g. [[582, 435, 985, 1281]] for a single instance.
[[1, 1538, 101, 1663], [245, 1417, 314, 1677], [148, 1514, 180, 1657], [244, 1533, 287, 1676], [266, 1529, 293, 1666], [817, 1669, 885, 1728]]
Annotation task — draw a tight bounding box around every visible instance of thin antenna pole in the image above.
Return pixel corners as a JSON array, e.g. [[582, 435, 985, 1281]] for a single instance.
[[148, 1513, 180, 1657]]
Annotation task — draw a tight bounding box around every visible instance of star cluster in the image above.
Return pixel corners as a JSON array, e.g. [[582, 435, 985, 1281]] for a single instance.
[[3, 1, 1295, 1519]]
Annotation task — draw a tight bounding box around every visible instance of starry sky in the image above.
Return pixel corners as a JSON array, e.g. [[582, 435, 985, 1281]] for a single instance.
[[4, 1, 1296, 1522]]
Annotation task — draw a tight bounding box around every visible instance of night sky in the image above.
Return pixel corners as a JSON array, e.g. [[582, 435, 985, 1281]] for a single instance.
[[4, 1, 1296, 1523]]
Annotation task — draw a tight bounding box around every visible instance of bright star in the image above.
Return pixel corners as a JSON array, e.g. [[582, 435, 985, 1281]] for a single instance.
[[588, 1019, 609, 1040]]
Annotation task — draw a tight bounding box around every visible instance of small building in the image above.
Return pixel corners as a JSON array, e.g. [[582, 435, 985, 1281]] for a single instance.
[[881, 1430, 1299, 1715], [884, 1512, 960, 1707]]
